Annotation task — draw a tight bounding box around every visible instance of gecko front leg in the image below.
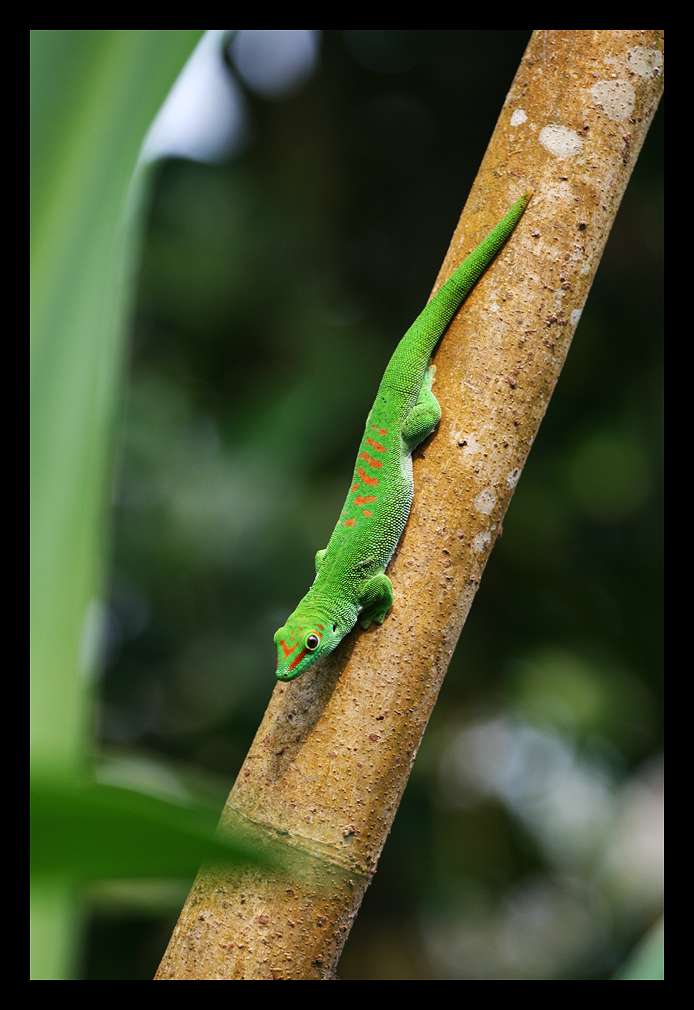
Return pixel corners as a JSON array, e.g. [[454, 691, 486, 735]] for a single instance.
[[358, 573, 394, 629]]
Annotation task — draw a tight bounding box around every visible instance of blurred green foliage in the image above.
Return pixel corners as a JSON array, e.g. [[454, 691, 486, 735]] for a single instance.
[[31, 779, 264, 879], [30, 30, 243, 981], [614, 917, 664, 980], [32, 31, 663, 979]]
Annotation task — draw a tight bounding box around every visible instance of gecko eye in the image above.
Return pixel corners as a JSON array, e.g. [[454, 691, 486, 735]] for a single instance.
[[306, 633, 320, 650]]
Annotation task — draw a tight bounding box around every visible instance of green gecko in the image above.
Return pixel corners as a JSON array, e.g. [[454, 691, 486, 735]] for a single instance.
[[275, 189, 531, 681]]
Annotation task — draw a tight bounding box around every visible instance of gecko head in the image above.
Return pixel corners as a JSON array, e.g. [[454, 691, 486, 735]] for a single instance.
[[274, 617, 342, 681]]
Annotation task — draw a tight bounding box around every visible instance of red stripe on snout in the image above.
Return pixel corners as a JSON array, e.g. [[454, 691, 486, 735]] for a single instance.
[[289, 647, 309, 672], [278, 638, 297, 660]]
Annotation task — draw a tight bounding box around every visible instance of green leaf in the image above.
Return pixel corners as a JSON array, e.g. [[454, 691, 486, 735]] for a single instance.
[[30, 30, 205, 979], [31, 28, 204, 775], [31, 778, 268, 880], [613, 918, 664, 980]]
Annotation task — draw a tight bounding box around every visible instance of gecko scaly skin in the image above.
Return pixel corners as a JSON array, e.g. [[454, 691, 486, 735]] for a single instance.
[[275, 190, 530, 681]]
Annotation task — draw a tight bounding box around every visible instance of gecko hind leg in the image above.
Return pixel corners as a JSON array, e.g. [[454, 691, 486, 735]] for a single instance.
[[401, 365, 441, 452]]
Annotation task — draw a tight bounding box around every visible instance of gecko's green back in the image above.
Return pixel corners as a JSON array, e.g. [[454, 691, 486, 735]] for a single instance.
[[275, 190, 530, 680]]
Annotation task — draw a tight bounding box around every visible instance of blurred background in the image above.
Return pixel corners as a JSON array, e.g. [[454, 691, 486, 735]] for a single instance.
[[35, 31, 663, 979]]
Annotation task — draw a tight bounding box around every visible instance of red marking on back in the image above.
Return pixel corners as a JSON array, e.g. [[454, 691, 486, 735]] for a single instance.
[[353, 495, 377, 505], [366, 437, 386, 452], [344, 518, 356, 527], [351, 483, 359, 492], [363, 510, 373, 517], [358, 468, 379, 487], [358, 452, 382, 469], [372, 425, 388, 435]]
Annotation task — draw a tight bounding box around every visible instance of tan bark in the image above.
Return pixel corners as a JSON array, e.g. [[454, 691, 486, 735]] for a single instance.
[[156, 30, 664, 980]]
